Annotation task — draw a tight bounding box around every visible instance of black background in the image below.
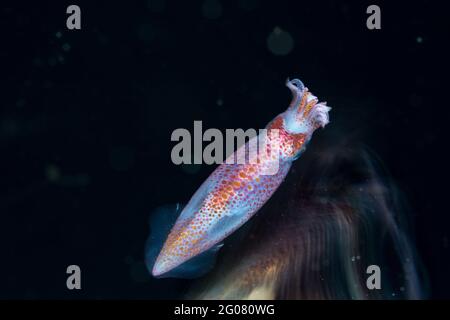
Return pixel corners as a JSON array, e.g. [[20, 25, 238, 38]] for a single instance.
[[1, 0, 449, 299]]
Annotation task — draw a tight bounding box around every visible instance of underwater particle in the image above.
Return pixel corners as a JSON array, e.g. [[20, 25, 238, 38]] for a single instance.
[[216, 98, 224, 106], [48, 57, 57, 67], [130, 261, 152, 283], [33, 57, 43, 68], [238, 0, 259, 11], [340, 3, 350, 16], [400, 286, 405, 292], [16, 98, 26, 108], [181, 163, 202, 175], [125, 255, 134, 265], [138, 23, 155, 43], [1, 118, 19, 137], [96, 32, 109, 45], [43, 80, 54, 89], [61, 173, 91, 187], [408, 93, 422, 108], [109, 146, 135, 172], [202, 0, 223, 20], [147, 0, 166, 13], [78, 174, 91, 186], [62, 43, 71, 52], [55, 31, 62, 38], [267, 27, 294, 56], [46, 164, 61, 182], [24, 289, 36, 299], [416, 36, 423, 44]]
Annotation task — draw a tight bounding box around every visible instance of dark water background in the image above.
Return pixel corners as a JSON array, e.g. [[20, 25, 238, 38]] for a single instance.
[[1, 0, 449, 298]]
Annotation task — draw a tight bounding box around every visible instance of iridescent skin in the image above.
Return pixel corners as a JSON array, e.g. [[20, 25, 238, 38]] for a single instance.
[[152, 79, 331, 277]]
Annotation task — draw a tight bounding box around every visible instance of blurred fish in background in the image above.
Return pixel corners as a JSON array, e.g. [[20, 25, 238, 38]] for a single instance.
[[187, 139, 427, 299]]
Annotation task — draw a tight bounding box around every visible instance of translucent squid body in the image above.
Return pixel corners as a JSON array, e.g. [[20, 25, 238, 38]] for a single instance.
[[151, 79, 331, 277]]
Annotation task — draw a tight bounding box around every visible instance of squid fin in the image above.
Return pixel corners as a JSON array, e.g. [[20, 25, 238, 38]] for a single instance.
[[145, 204, 223, 279]]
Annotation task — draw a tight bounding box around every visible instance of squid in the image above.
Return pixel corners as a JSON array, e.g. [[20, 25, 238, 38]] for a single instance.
[[150, 78, 331, 277]]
